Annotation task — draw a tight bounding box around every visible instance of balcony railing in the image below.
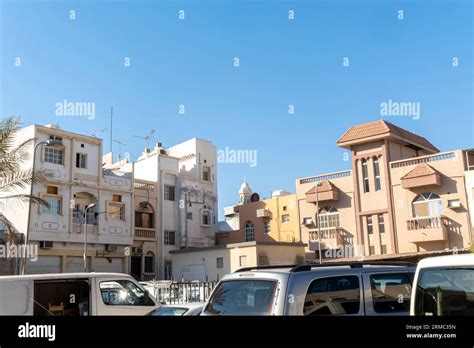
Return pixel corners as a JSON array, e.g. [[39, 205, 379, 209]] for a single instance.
[[72, 223, 98, 234], [406, 216, 448, 243], [309, 227, 344, 247], [299, 170, 351, 184], [134, 227, 156, 240], [390, 151, 456, 169]]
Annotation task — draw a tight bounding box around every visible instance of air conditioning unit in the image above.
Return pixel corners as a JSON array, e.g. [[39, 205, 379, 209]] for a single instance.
[[40, 241, 53, 249], [448, 199, 461, 209], [256, 209, 270, 218], [132, 247, 143, 254], [303, 217, 314, 226], [105, 244, 117, 252]]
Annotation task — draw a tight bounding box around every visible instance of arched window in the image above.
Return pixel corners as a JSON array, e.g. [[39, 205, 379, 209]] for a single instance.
[[135, 202, 155, 228], [317, 206, 340, 229], [412, 193, 442, 218], [245, 221, 255, 242], [361, 159, 370, 193], [144, 252, 154, 273], [373, 156, 381, 192]]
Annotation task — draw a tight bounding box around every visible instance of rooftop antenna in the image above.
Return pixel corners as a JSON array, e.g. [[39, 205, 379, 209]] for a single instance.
[[112, 139, 126, 162], [89, 128, 108, 138], [109, 107, 113, 153], [133, 128, 156, 150]]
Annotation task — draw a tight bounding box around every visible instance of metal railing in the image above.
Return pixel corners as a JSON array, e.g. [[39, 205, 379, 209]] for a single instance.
[[142, 281, 218, 304], [406, 216, 448, 230]]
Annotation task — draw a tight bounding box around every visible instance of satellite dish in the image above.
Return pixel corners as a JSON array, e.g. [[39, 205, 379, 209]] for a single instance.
[[250, 193, 260, 202]]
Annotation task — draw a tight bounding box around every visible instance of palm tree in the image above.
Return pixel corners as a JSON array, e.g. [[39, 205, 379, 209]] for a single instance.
[[0, 117, 49, 258]]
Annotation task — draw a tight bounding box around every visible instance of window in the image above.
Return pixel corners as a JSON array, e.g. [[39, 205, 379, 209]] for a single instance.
[[239, 255, 247, 266], [164, 230, 176, 245], [164, 185, 175, 201], [44, 147, 64, 165], [367, 216, 373, 234], [361, 159, 369, 193], [304, 276, 361, 315], [76, 153, 87, 169], [378, 214, 385, 233], [187, 212, 193, 220], [164, 260, 172, 280], [369, 246, 375, 255], [46, 186, 58, 195], [202, 166, 211, 181], [42, 197, 61, 215], [203, 280, 277, 315], [282, 214, 290, 223], [412, 192, 443, 218], [107, 203, 125, 221], [264, 221, 271, 234], [144, 252, 154, 273], [317, 206, 340, 229], [373, 156, 381, 191], [381, 244, 387, 255], [33, 280, 90, 316], [216, 257, 224, 269], [202, 211, 211, 226], [135, 202, 154, 228], [415, 267, 474, 316], [99, 280, 155, 306], [283, 206, 287, 211], [370, 273, 412, 313], [112, 195, 122, 202], [245, 221, 254, 242]]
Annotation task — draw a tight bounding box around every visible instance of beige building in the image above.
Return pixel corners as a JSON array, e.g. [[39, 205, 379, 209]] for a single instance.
[[0, 124, 133, 274], [171, 241, 306, 282], [217, 180, 300, 244], [296, 120, 474, 260]]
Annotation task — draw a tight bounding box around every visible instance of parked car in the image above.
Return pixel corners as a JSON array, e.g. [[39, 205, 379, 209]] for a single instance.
[[146, 303, 205, 316], [410, 253, 474, 316], [202, 262, 416, 316], [0, 272, 159, 315]]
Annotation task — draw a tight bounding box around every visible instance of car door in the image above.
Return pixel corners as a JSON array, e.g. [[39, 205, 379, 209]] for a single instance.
[[362, 271, 414, 316], [302, 274, 364, 316], [94, 275, 158, 315]]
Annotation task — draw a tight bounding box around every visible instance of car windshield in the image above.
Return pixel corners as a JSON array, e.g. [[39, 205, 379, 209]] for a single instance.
[[150, 307, 189, 316], [415, 267, 474, 315], [203, 280, 276, 315]]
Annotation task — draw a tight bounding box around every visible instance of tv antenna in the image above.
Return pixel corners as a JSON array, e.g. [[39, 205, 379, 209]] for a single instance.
[[133, 129, 156, 150], [89, 128, 108, 138], [112, 139, 126, 161]]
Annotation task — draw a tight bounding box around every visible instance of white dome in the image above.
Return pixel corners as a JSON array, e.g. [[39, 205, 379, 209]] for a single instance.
[[272, 189, 290, 197], [239, 180, 252, 195]]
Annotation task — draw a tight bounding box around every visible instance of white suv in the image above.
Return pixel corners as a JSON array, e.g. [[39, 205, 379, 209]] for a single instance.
[[410, 253, 474, 316]]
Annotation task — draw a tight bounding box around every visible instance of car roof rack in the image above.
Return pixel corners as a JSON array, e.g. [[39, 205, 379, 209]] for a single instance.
[[234, 261, 416, 273]]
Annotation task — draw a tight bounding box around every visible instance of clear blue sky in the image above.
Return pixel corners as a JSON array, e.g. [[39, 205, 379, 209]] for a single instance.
[[1, 0, 472, 219]]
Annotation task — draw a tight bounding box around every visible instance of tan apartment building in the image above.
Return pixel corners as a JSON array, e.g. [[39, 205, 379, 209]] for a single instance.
[[296, 120, 474, 260], [216, 180, 300, 244]]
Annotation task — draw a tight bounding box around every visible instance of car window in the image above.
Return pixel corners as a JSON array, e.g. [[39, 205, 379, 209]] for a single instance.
[[415, 267, 474, 316], [203, 280, 276, 315], [150, 307, 189, 316], [304, 275, 360, 315], [370, 273, 412, 313], [99, 280, 155, 306]]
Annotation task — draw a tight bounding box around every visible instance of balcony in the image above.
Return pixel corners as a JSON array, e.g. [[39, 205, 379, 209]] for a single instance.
[[256, 209, 271, 218], [308, 227, 344, 249], [72, 223, 98, 234], [134, 227, 156, 241], [406, 216, 448, 243]]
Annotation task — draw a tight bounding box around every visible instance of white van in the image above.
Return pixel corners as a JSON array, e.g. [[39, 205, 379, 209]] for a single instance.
[[0, 272, 159, 315], [410, 254, 474, 316]]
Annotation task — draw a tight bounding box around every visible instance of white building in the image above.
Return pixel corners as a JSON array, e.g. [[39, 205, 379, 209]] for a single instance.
[[106, 138, 218, 280], [0, 124, 133, 274]]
